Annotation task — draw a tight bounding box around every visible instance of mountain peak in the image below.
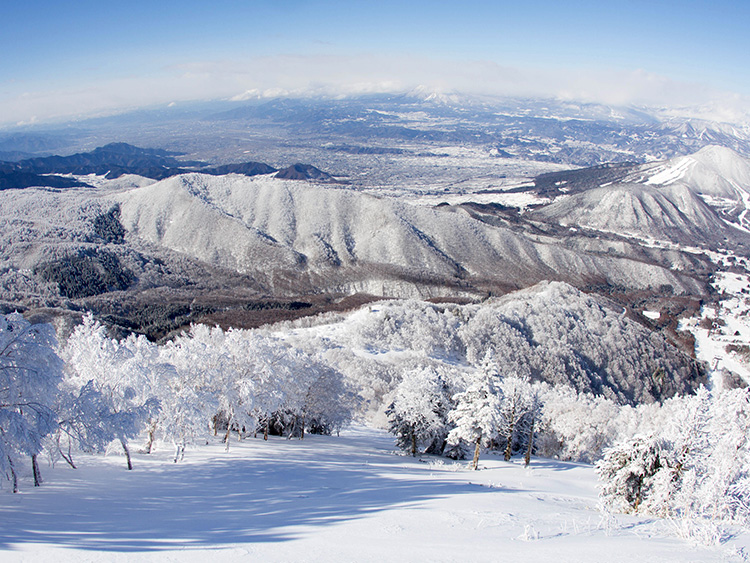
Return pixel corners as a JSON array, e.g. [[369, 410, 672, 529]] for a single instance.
[[92, 142, 176, 158], [692, 144, 746, 165], [274, 163, 335, 182]]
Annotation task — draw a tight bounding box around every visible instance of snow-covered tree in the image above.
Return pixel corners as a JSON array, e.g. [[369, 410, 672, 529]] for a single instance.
[[523, 384, 544, 467], [538, 385, 621, 462], [0, 313, 63, 491], [62, 314, 160, 469], [670, 387, 750, 524], [498, 376, 533, 461], [156, 333, 218, 461], [596, 386, 750, 529], [387, 366, 450, 456], [295, 362, 361, 438], [447, 369, 503, 470], [596, 434, 671, 514]]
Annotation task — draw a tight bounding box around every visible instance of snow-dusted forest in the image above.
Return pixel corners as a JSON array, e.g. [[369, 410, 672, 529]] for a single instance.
[[3, 279, 750, 560]]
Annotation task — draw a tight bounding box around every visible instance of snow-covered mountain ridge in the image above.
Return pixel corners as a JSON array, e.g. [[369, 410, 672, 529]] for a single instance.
[[2, 141, 745, 343], [113, 172, 703, 297], [528, 145, 750, 250]]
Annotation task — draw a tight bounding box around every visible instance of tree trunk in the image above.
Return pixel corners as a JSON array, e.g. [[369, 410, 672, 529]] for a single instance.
[[633, 476, 644, 512], [7, 455, 18, 493], [32, 454, 42, 486], [121, 439, 133, 470], [504, 421, 516, 462], [59, 435, 77, 469], [264, 417, 269, 441], [145, 421, 157, 454], [174, 441, 185, 463], [224, 419, 233, 452], [471, 438, 481, 470], [410, 430, 417, 457], [524, 418, 535, 467]]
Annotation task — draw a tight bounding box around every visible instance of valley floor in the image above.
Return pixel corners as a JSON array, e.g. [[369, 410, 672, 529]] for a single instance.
[[0, 427, 747, 562]]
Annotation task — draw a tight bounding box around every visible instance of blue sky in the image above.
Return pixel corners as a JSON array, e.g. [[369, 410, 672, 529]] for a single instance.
[[2, 0, 749, 126]]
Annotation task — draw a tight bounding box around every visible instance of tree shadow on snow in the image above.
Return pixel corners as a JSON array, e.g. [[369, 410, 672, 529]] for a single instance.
[[0, 438, 499, 552]]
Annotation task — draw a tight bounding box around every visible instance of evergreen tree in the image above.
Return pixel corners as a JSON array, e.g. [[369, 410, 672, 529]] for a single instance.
[[447, 369, 503, 470], [596, 435, 669, 514]]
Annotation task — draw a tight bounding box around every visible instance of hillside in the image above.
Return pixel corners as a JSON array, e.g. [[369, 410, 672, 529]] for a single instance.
[[114, 173, 704, 298], [277, 281, 704, 408], [531, 182, 737, 247], [528, 145, 750, 251]]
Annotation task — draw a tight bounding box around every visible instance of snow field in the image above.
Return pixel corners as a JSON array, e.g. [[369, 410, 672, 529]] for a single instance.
[[1, 427, 744, 562]]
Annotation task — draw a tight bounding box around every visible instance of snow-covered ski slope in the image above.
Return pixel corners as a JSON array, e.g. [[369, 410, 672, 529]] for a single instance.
[[682, 271, 750, 388], [1, 427, 746, 562]]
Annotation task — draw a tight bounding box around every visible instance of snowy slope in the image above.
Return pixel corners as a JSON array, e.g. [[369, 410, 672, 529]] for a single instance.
[[529, 146, 750, 248], [636, 145, 750, 233], [681, 271, 750, 389], [113, 173, 703, 297], [0, 427, 745, 562], [641, 145, 750, 199], [532, 182, 732, 246]]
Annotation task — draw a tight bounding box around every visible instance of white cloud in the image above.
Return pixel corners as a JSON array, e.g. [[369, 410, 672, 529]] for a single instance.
[[1, 53, 749, 127]]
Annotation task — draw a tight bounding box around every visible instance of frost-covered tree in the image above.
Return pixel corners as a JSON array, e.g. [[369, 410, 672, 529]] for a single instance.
[[498, 376, 533, 462], [222, 329, 296, 443], [157, 332, 219, 461], [295, 362, 360, 438], [387, 366, 450, 456], [596, 386, 750, 529], [447, 369, 503, 470], [523, 384, 544, 467], [670, 387, 750, 524], [538, 385, 621, 462], [62, 314, 160, 469], [0, 313, 63, 491], [596, 434, 670, 514]]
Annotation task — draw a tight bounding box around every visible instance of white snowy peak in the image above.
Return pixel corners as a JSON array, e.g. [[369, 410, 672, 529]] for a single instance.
[[641, 145, 750, 199]]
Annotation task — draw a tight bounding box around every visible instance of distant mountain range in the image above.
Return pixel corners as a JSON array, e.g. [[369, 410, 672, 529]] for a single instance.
[[202, 94, 750, 166], [0, 142, 335, 189], [1, 92, 749, 341], [2, 94, 749, 171]]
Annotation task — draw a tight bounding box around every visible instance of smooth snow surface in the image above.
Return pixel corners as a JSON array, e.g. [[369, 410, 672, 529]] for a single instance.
[[1, 428, 746, 562]]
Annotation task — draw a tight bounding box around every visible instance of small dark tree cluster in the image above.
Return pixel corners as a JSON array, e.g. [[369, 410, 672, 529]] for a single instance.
[[35, 249, 135, 298]]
